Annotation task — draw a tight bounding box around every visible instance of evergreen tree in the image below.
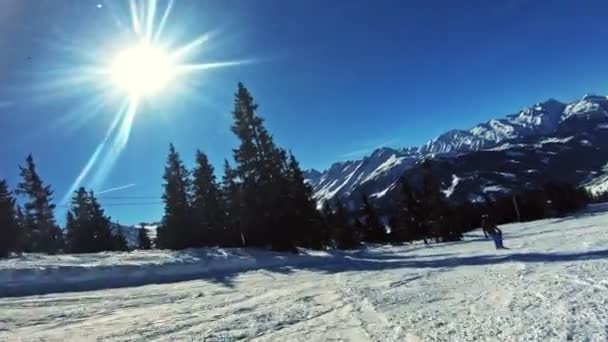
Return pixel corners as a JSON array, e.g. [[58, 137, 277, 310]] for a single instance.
[[392, 179, 424, 243], [65, 210, 83, 253], [518, 189, 548, 221], [220, 159, 243, 246], [285, 153, 327, 249], [331, 200, 360, 249], [419, 160, 457, 242], [65, 188, 115, 253], [112, 224, 129, 251], [155, 225, 168, 249], [65, 187, 92, 253], [64, 210, 79, 252], [89, 191, 115, 251], [191, 150, 224, 247], [229, 83, 296, 251], [159, 144, 192, 249], [0, 180, 20, 257], [137, 224, 152, 250], [15, 205, 26, 251], [16, 155, 63, 253], [321, 201, 334, 228], [544, 182, 588, 216], [360, 194, 387, 243]]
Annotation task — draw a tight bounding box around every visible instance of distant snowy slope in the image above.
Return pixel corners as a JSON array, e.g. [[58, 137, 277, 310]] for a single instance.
[[305, 147, 418, 207], [112, 224, 157, 249]]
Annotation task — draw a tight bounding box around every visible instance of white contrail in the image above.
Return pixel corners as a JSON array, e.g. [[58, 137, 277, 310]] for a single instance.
[[60, 99, 130, 204], [97, 183, 136, 195]]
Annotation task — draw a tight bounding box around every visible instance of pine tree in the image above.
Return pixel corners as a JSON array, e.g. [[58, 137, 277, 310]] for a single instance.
[[89, 191, 116, 251], [15, 205, 26, 251], [285, 153, 326, 249], [0, 180, 20, 257], [65, 188, 115, 253], [160, 144, 192, 249], [543, 182, 588, 216], [419, 160, 459, 242], [16, 155, 63, 253], [331, 200, 360, 249], [229, 83, 295, 251], [393, 178, 427, 243], [65, 188, 91, 253], [191, 150, 224, 247], [360, 194, 387, 243], [112, 224, 129, 252], [65, 211, 77, 251], [321, 201, 334, 230], [137, 224, 152, 250], [220, 159, 243, 246]]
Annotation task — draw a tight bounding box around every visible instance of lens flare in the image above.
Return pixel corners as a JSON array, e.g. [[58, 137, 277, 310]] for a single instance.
[[56, 0, 253, 203]]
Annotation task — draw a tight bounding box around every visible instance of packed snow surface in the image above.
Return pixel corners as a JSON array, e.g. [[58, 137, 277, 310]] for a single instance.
[[3, 207, 608, 341]]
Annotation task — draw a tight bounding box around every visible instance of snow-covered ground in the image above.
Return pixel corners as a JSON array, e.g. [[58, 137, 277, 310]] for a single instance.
[[2, 208, 608, 341]]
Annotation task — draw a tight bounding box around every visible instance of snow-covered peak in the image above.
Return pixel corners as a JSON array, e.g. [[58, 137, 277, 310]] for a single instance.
[[305, 93, 606, 206], [303, 169, 322, 184], [563, 96, 608, 118], [509, 99, 564, 132], [421, 99, 567, 156]]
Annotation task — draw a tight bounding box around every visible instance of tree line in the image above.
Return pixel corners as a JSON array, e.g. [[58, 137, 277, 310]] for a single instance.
[[0, 83, 592, 257]]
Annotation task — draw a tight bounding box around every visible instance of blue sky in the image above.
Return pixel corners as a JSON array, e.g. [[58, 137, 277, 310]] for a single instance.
[[1, 0, 608, 224]]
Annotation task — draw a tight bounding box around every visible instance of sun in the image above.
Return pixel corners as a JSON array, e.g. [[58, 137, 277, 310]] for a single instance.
[[58, 0, 252, 204], [110, 43, 175, 97]]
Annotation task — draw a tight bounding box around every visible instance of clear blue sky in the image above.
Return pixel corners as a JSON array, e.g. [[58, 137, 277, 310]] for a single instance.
[[1, 0, 608, 224]]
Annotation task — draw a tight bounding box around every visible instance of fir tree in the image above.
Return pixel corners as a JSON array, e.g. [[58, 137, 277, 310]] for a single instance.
[[137, 224, 152, 250], [220, 159, 242, 246], [65, 188, 92, 253], [16, 155, 63, 253], [15, 205, 26, 251], [112, 224, 129, 251], [0, 180, 20, 257], [65, 188, 115, 253], [331, 200, 360, 249], [544, 182, 588, 216], [393, 178, 427, 243], [191, 150, 224, 247], [65, 211, 77, 251], [285, 153, 326, 249], [360, 194, 387, 243], [419, 160, 452, 242], [89, 191, 116, 251], [160, 144, 192, 249], [230, 83, 294, 251]]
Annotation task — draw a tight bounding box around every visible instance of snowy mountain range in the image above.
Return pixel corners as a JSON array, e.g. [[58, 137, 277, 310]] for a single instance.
[[305, 94, 608, 209]]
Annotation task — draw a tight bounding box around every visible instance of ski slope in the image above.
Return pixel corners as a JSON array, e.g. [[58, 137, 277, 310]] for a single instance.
[[2, 208, 608, 341]]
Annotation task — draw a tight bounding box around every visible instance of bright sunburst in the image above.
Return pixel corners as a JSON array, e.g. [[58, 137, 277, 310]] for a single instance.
[[55, 0, 252, 203], [110, 43, 175, 97]]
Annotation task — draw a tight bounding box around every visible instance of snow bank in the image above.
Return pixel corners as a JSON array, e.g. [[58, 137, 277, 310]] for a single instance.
[[0, 248, 334, 297], [4, 203, 608, 300]]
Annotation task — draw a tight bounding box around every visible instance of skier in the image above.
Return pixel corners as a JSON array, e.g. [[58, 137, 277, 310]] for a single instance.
[[491, 226, 505, 249], [482, 214, 505, 249]]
